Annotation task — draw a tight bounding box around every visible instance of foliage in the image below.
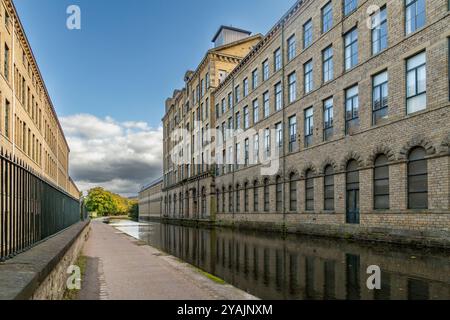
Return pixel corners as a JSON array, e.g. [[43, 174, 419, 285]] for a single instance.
[[85, 187, 137, 217], [129, 202, 139, 221]]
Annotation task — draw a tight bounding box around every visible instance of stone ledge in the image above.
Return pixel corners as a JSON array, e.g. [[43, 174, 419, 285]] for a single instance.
[[0, 220, 90, 300]]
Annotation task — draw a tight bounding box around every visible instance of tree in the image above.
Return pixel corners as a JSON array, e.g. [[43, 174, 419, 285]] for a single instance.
[[85, 187, 117, 217]]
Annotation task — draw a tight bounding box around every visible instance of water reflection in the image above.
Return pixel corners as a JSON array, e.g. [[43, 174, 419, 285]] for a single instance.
[[111, 221, 450, 300]]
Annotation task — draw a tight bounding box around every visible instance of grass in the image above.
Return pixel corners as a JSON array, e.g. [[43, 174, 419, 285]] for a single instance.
[[195, 268, 227, 285], [62, 255, 87, 300]]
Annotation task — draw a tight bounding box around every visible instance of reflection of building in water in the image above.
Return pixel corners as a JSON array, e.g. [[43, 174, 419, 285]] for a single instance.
[[140, 223, 450, 300]]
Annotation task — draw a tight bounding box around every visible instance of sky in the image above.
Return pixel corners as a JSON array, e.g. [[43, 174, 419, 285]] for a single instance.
[[14, 0, 295, 196]]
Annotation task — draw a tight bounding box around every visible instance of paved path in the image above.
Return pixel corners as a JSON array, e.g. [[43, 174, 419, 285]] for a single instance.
[[77, 221, 256, 300]]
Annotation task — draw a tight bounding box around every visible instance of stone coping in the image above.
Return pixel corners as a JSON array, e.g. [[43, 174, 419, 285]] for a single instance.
[[0, 220, 90, 300]]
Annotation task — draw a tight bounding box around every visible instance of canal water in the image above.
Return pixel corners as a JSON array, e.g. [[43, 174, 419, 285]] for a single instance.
[[110, 220, 450, 300]]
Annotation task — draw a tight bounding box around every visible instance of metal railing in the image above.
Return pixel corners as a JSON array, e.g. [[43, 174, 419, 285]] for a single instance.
[[0, 149, 83, 261]]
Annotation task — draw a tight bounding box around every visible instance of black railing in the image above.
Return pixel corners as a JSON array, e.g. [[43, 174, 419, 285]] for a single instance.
[[0, 149, 82, 262]]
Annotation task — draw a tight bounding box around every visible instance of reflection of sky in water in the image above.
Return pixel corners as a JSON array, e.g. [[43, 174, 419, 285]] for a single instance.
[[109, 220, 155, 240]]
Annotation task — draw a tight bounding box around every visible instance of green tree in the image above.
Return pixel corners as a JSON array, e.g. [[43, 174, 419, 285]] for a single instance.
[[129, 202, 139, 221], [85, 187, 117, 217]]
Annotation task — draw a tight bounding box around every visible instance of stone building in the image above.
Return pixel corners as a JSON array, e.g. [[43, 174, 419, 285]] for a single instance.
[[0, 0, 78, 198], [139, 178, 163, 221], [162, 0, 450, 244], [162, 27, 263, 221]]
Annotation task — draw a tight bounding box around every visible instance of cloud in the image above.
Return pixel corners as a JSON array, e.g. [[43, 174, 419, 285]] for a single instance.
[[60, 114, 163, 197]]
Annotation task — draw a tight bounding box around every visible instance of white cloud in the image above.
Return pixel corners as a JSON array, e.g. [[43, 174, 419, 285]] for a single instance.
[[60, 114, 163, 197]]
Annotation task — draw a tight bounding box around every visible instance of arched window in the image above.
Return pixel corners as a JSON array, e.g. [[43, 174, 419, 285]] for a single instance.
[[201, 187, 207, 218], [253, 181, 259, 212], [168, 195, 172, 216], [192, 189, 197, 217], [179, 193, 183, 217], [244, 183, 249, 212], [185, 191, 189, 218], [236, 185, 241, 213], [174, 194, 177, 216], [289, 173, 297, 212], [408, 147, 428, 209], [216, 189, 220, 213], [374, 155, 390, 210], [228, 186, 233, 213], [264, 179, 270, 212], [276, 176, 283, 212], [324, 165, 335, 211], [346, 160, 360, 224], [305, 170, 314, 211], [222, 187, 226, 213]]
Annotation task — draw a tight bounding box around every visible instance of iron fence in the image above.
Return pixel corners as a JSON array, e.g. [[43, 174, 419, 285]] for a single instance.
[[0, 149, 83, 261]]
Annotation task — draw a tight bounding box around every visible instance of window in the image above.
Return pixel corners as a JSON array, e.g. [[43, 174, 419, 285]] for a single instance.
[[236, 185, 241, 213], [264, 179, 270, 212], [345, 85, 359, 135], [244, 139, 249, 166], [235, 85, 240, 103], [263, 91, 270, 118], [372, 71, 389, 124], [322, 2, 333, 33], [275, 122, 283, 150], [206, 72, 210, 89], [215, 103, 220, 119], [288, 115, 297, 152], [305, 170, 314, 211], [235, 112, 241, 130], [289, 173, 297, 211], [322, 46, 334, 83], [252, 69, 259, 89], [374, 155, 390, 210], [324, 166, 335, 211], [5, 99, 10, 138], [221, 98, 226, 114], [229, 187, 234, 213], [408, 147, 428, 209], [263, 59, 269, 81], [275, 82, 283, 111], [276, 176, 283, 212], [304, 60, 313, 94], [244, 106, 249, 129], [4, 44, 9, 81], [253, 134, 260, 164], [406, 52, 426, 114], [323, 98, 334, 141], [228, 92, 233, 109], [288, 72, 297, 103], [304, 107, 314, 147], [274, 48, 282, 72], [253, 99, 259, 124], [264, 128, 271, 158], [244, 183, 249, 212], [253, 182, 259, 212], [371, 6, 387, 55], [222, 188, 226, 212], [287, 35, 296, 61], [344, 0, 358, 16], [303, 19, 313, 49], [344, 28, 358, 70], [243, 78, 249, 97], [405, 0, 426, 35]]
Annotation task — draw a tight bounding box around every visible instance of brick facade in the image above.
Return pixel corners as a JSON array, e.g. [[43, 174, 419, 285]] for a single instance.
[[161, 0, 450, 246]]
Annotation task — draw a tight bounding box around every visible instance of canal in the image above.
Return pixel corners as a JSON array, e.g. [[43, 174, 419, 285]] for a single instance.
[[110, 220, 450, 300]]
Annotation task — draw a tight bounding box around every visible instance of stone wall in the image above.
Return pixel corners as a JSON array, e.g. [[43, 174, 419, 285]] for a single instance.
[[0, 221, 90, 300]]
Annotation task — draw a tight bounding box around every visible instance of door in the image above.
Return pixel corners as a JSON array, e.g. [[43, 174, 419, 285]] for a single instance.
[[346, 160, 360, 224], [346, 189, 360, 224]]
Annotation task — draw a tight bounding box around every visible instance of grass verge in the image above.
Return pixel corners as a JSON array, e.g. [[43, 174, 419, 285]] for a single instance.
[[62, 255, 87, 300]]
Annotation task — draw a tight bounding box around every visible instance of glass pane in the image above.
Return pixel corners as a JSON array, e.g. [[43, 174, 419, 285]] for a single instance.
[[375, 195, 389, 210], [409, 193, 428, 209], [409, 175, 428, 193], [374, 179, 389, 195], [407, 94, 426, 114], [409, 159, 427, 175]]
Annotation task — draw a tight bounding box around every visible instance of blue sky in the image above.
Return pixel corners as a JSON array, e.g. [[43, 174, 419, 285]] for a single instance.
[[14, 0, 295, 195], [15, 0, 294, 127]]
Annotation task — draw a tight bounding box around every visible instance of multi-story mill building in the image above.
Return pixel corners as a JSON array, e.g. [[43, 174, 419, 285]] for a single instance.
[[162, 0, 450, 244], [0, 0, 78, 198]]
